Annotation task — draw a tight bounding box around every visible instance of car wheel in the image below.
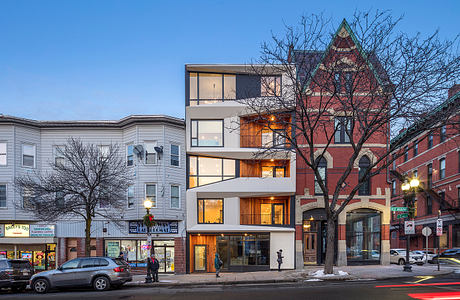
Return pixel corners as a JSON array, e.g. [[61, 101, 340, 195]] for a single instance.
[[33, 278, 49, 294], [93, 276, 110, 291], [398, 258, 405, 265]]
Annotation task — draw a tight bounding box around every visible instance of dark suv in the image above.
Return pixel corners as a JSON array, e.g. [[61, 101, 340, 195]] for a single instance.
[[0, 259, 34, 292]]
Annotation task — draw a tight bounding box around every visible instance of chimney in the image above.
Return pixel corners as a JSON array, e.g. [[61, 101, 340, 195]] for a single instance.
[[448, 84, 460, 98], [287, 44, 294, 63]]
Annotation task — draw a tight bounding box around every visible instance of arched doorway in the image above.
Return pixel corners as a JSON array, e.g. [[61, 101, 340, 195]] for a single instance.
[[302, 209, 336, 265], [346, 209, 381, 265]]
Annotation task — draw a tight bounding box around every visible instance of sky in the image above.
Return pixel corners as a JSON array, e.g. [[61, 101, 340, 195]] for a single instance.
[[0, 0, 459, 121]]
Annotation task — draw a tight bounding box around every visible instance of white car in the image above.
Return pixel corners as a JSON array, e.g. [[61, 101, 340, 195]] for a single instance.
[[390, 249, 424, 265], [412, 250, 435, 263]]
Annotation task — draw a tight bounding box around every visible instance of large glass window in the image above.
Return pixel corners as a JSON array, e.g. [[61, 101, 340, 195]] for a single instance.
[[191, 120, 223, 147], [217, 234, 269, 268], [346, 209, 381, 263], [198, 199, 223, 224], [170, 185, 180, 209], [0, 143, 6, 166], [0, 185, 6, 208], [314, 157, 327, 195], [261, 129, 286, 148], [261, 76, 281, 97], [22, 144, 35, 167], [189, 73, 236, 105], [439, 158, 446, 179], [145, 184, 156, 207], [334, 117, 352, 143], [188, 156, 235, 188], [358, 156, 371, 195], [170, 144, 180, 166]]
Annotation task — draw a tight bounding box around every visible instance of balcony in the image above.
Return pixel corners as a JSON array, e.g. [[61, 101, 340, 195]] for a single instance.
[[240, 196, 290, 226], [240, 115, 291, 149], [240, 160, 290, 178]]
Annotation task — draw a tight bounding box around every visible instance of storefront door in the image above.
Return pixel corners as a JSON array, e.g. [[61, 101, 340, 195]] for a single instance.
[[303, 233, 317, 264], [194, 245, 206, 272]]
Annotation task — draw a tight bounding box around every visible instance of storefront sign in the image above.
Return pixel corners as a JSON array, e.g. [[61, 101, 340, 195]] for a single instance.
[[106, 241, 120, 258], [0, 224, 4, 237], [30, 225, 55, 237], [129, 221, 178, 234], [5, 224, 29, 237]]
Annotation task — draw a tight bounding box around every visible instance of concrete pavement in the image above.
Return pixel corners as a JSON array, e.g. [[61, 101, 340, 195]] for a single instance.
[[126, 264, 458, 287]]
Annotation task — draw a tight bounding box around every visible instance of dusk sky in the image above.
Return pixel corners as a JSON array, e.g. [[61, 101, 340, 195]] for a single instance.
[[0, 0, 459, 121]]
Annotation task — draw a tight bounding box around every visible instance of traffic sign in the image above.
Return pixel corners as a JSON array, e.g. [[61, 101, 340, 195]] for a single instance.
[[391, 207, 408, 212], [397, 213, 408, 219], [422, 226, 432, 237], [405, 220, 415, 235], [436, 219, 443, 236]]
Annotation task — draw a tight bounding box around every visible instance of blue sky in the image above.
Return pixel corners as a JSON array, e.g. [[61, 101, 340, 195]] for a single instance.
[[0, 0, 458, 120]]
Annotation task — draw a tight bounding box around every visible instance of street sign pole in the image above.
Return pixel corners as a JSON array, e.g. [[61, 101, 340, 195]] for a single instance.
[[422, 226, 432, 264]]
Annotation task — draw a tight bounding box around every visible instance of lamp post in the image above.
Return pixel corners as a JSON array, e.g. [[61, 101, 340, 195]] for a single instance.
[[401, 178, 419, 272], [143, 199, 153, 283]]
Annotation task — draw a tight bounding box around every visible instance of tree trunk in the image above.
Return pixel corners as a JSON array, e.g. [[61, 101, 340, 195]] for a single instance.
[[324, 217, 336, 274], [85, 217, 92, 257]]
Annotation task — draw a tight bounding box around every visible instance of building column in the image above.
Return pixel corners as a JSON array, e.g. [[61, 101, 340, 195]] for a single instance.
[[295, 225, 303, 269], [381, 224, 390, 265], [76, 238, 85, 257], [337, 224, 347, 266], [174, 237, 186, 274], [57, 238, 67, 266], [96, 238, 104, 257]]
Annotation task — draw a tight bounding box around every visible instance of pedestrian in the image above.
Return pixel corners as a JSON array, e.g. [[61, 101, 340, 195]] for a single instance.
[[214, 253, 223, 278], [146, 254, 159, 283], [277, 249, 283, 272], [151, 254, 160, 282], [118, 251, 125, 260]]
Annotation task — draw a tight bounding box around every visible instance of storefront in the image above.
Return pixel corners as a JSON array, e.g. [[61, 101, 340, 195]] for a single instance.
[[302, 209, 334, 265], [0, 224, 57, 270]]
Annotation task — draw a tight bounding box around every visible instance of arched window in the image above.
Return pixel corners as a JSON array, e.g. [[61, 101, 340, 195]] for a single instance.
[[314, 157, 327, 195], [358, 156, 371, 195]]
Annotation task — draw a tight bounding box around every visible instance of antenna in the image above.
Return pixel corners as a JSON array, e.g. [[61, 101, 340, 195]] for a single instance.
[[133, 145, 144, 159]]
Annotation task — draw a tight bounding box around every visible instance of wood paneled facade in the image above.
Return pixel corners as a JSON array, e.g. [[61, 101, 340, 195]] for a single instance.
[[239, 160, 290, 177], [188, 234, 217, 273], [240, 196, 291, 225], [240, 114, 292, 148]]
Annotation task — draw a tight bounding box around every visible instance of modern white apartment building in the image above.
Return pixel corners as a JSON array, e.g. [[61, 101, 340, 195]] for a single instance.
[[185, 65, 296, 273], [0, 115, 186, 273]]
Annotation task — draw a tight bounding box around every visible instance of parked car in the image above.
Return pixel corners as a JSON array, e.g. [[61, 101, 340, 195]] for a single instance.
[[412, 250, 436, 263], [390, 249, 424, 265], [0, 259, 34, 292], [30, 257, 132, 294], [432, 248, 460, 264]]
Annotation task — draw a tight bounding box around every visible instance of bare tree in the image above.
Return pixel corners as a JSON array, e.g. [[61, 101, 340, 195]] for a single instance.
[[240, 10, 459, 274], [15, 138, 132, 256]]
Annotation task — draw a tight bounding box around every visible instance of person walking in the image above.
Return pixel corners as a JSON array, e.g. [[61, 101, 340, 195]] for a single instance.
[[146, 254, 160, 283], [214, 253, 223, 278], [277, 249, 283, 272], [151, 254, 160, 282]]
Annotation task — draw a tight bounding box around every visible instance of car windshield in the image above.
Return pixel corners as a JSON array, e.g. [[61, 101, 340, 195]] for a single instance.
[[61, 259, 79, 269]]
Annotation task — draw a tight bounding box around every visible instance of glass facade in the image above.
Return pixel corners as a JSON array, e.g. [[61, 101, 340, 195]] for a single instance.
[[191, 120, 224, 147], [188, 156, 236, 188], [198, 199, 223, 224], [217, 234, 269, 269], [189, 72, 236, 105], [346, 209, 381, 263]]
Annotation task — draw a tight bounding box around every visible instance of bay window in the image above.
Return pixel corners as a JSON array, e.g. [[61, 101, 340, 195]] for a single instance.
[[191, 120, 223, 147], [188, 156, 236, 188]]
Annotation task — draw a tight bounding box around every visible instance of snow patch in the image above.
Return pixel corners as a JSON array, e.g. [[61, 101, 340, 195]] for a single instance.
[[305, 278, 323, 282], [311, 270, 349, 277]]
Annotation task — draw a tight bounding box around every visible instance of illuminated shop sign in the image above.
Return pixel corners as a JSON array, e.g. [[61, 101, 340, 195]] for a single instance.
[[5, 224, 30, 237], [128, 221, 178, 234]]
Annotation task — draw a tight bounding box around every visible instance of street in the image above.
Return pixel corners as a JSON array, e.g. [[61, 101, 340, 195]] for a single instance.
[[2, 271, 459, 300]]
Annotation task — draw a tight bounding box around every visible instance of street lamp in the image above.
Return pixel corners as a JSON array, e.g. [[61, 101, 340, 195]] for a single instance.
[[401, 177, 419, 272], [143, 199, 153, 283]]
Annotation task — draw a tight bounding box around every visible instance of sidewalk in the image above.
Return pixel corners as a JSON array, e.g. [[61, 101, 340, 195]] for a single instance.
[[126, 264, 458, 287]]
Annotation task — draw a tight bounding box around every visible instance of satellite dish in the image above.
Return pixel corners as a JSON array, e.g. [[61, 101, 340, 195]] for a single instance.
[[154, 146, 163, 153], [133, 145, 144, 159]]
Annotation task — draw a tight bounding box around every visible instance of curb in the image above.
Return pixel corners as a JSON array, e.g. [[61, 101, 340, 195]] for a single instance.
[[126, 278, 298, 288]]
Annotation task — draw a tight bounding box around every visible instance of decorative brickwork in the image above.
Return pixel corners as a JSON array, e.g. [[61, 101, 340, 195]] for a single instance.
[[174, 237, 186, 274]]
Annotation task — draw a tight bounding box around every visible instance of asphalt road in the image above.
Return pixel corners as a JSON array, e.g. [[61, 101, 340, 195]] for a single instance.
[[1, 271, 459, 300]]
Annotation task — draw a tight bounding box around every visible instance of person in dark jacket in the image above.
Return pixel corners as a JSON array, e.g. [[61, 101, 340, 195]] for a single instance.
[[214, 253, 223, 278], [277, 249, 283, 271], [147, 254, 160, 282]]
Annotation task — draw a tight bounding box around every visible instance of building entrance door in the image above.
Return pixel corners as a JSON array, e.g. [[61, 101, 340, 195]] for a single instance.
[[303, 233, 317, 264], [194, 245, 206, 272]]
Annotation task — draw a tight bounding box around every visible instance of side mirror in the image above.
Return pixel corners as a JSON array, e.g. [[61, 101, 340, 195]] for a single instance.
[[57, 266, 63, 271]]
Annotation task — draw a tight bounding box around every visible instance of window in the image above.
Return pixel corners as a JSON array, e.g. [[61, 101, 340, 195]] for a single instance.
[[188, 156, 236, 188], [413, 141, 418, 156], [314, 157, 327, 195], [260, 203, 284, 225], [439, 191, 446, 210], [426, 195, 432, 215], [171, 144, 180, 166], [427, 163, 433, 188], [56, 191, 65, 208], [61, 259, 79, 270], [334, 72, 341, 92], [440, 125, 446, 143], [403, 146, 408, 162], [344, 72, 353, 93], [127, 185, 134, 208], [191, 120, 223, 147], [126, 145, 134, 166], [145, 142, 157, 165], [413, 169, 418, 178], [439, 158, 446, 179], [391, 180, 396, 197], [261, 76, 281, 97], [145, 184, 156, 207], [428, 133, 433, 149], [358, 156, 371, 195], [54, 146, 65, 167], [22, 188, 34, 209], [334, 116, 352, 143], [198, 199, 223, 224], [189, 73, 236, 105], [0, 143, 6, 166], [0, 184, 6, 208], [170, 185, 180, 208], [261, 166, 285, 178], [392, 155, 396, 170], [98, 145, 110, 159], [261, 129, 286, 148], [22, 144, 35, 167]]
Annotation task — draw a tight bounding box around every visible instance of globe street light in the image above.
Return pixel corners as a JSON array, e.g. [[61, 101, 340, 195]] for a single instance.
[[401, 177, 419, 272]]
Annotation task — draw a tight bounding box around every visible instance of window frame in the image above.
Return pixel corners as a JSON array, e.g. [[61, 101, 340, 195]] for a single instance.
[[427, 133, 433, 149], [170, 185, 180, 209], [144, 142, 158, 165], [334, 72, 341, 92], [190, 119, 224, 147], [413, 140, 418, 156], [197, 198, 224, 224], [314, 157, 328, 195], [260, 75, 282, 97], [358, 156, 371, 196], [127, 185, 135, 209], [403, 146, 408, 162], [189, 72, 237, 105], [334, 116, 352, 144], [126, 144, 134, 167], [439, 158, 446, 180], [427, 163, 433, 188], [54, 145, 65, 167], [188, 155, 236, 188], [98, 145, 110, 159], [440, 125, 447, 143], [0, 184, 6, 208], [391, 180, 396, 197], [22, 143, 36, 168], [145, 183, 157, 208], [426, 195, 432, 215], [0, 142, 6, 166], [170, 144, 180, 167]]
